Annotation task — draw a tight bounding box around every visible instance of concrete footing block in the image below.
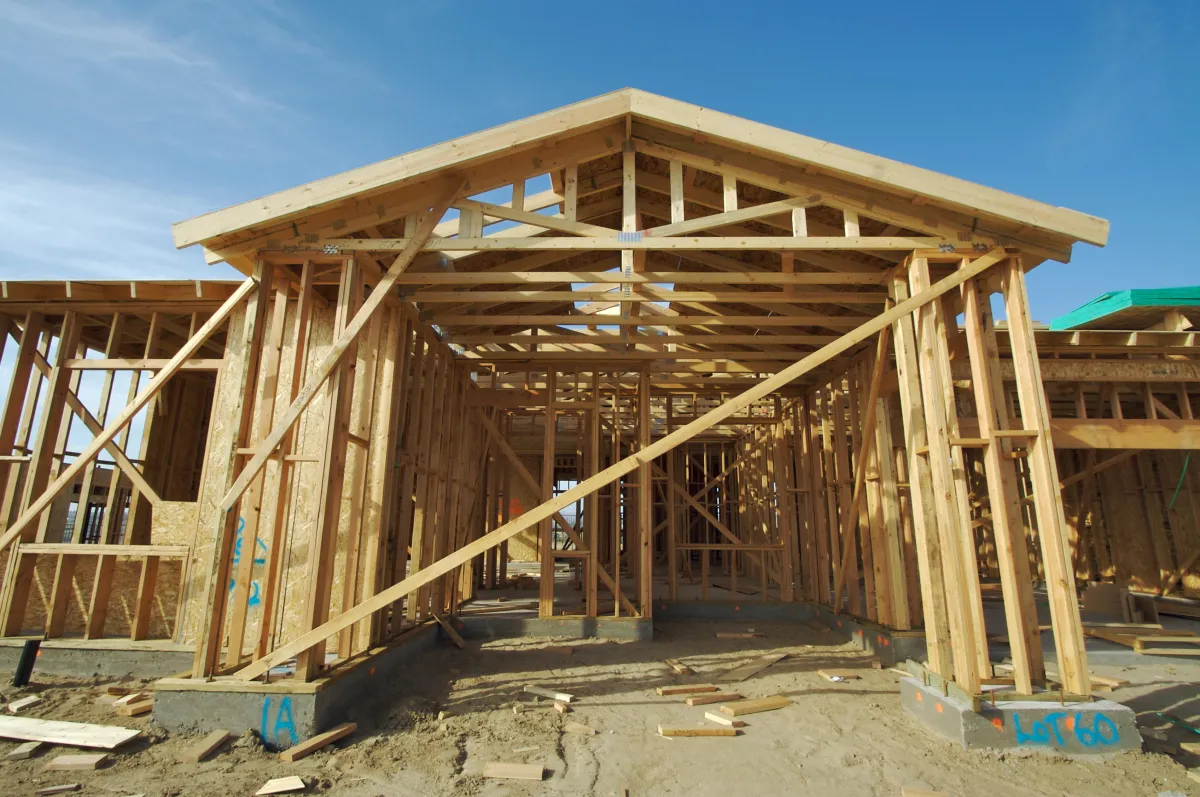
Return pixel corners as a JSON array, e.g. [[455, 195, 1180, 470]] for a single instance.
[[900, 677, 1141, 753], [153, 624, 438, 750]]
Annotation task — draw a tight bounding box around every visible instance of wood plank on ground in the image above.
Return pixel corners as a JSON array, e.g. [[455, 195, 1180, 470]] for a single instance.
[[524, 686, 574, 703], [719, 695, 793, 716], [255, 776, 307, 795], [44, 753, 108, 771], [719, 652, 788, 683], [114, 699, 153, 717], [664, 658, 694, 675], [179, 730, 233, 764], [432, 614, 465, 649], [34, 786, 80, 796], [6, 740, 43, 760], [704, 712, 745, 727], [656, 684, 719, 696], [685, 692, 742, 706], [7, 696, 42, 713], [279, 722, 356, 762], [657, 726, 738, 737], [0, 716, 139, 749], [482, 762, 545, 780]]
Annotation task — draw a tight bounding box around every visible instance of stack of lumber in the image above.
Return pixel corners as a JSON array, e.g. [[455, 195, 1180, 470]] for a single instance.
[[1083, 625, 1200, 656]]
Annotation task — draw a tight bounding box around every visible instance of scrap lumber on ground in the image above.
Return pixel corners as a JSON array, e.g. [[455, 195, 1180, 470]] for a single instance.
[[179, 730, 233, 764], [279, 722, 357, 762], [719, 652, 788, 683], [7, 696, 42, 713], [6, 740, 43, 760], [656, 684, 719, 696], [483, 762, 545, 780], [45, 753, 108, 771], [524, 686, 574, 703], [0, 716, 140, 749], [704, 712, 745, 727], [686, 692, 742, 706], [658, 726, 738, 737], [255, 776, 307, 795], [719, 696, 793, 716], [664, 659, 694, 675]]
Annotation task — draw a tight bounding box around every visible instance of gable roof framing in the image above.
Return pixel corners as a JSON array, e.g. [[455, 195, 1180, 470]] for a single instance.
[[172, 89, 1108, 265]]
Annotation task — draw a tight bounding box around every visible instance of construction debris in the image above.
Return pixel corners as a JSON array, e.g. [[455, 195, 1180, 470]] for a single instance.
[[655, 684, 718, 696], [179, 730, 233, 764], [563, 721, 596, 736], [114, 698, 154, 717], [7, 695, 42, 714], [0, 716, 140, 749], [279, 722, 357, 762], [686, 692, 742, 707], [432, 614, 466, 649], [33, 786, 81, 796], [664, 658, 694, 675], [255, 776, 307, 795], [819, 669, 861, 682], [719, 652, 787, 683], [524, 686, 574, 703], [6, 740, 43, 760], [45, 753, 109, 771], [482, 762, 545, 781], [719, 696, 793, 717], [658, 726, 738, 737], [704, 712, 745, 728]]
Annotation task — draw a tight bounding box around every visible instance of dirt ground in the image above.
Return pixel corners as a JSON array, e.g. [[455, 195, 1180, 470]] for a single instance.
[[1, 619, 1197, 797]]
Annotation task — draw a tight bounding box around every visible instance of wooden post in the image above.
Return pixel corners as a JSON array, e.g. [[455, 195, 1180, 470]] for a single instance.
[[192, 270, 270, 678], [256, 261, 316, 658], [1000, 257, 1090, 695], [539, 369, 557, 617], [889, 275, 953, 679], [225, 276, 290, 668], [909, 256, 986, 692], [960, 274, 1044, 692], [19, 313, 80, 541], [638, 369, 653, 615], [294, 258, 360, 679]]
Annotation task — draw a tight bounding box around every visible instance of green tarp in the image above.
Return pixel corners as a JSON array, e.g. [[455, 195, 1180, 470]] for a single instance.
[[1049, 286, 1200, 330]]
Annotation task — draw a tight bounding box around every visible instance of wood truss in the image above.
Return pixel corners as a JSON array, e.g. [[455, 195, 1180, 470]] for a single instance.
[[12, 89, 1191, 710]]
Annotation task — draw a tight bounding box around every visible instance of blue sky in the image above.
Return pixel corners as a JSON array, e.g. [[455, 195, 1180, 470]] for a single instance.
[[0, 0, 1196, 322]]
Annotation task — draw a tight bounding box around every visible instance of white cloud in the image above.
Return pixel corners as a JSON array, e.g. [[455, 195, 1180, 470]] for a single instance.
[[0, 0, 284, 123], [0, 138, 236, 280]]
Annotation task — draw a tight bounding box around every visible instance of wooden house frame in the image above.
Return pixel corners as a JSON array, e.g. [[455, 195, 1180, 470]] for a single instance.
[[10, 88, 1186, 707]]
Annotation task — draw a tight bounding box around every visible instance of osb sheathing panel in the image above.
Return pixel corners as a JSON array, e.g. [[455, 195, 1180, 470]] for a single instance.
[[16, 554, 181, 639], [176, 303, 248, 644], [176, 291, 476, 654], [504, 456, 541, 563]]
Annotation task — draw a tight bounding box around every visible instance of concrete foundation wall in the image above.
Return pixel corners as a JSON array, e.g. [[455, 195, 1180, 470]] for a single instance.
[[154, 625, 439, 750], [0, 641, 193, 680], [900, 677, 1142, 754]]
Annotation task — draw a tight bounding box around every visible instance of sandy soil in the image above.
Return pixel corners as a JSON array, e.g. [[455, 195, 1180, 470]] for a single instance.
[[0, 619, 1196, 797]]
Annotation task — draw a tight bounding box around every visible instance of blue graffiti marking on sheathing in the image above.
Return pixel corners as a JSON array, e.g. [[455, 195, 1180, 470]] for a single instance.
[[1013, 712, 1120, 748], [228, 516, 268, 605], [261, 696, 299, 747]]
